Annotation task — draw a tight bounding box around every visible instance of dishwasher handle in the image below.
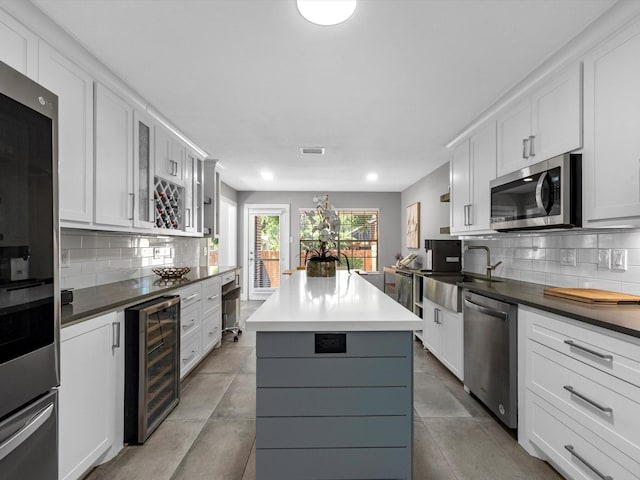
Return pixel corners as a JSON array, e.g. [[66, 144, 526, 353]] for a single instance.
[[463, 296, 509, 320]]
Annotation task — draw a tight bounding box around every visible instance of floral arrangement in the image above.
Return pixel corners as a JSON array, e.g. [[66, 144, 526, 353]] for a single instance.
[[303, 194, 341, 263]]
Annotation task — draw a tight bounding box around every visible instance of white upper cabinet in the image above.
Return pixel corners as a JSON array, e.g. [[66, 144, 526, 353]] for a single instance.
[[38, 41, 94, 224], [0, 9, 37, 79], [497, 97, 531, 176], [133, 110, 156, 229], [94, 82, 134, 227], [450, 121, 496, 234], [583, 18, 640, 225], [155, 125, 185, 187], [497, 63, 582, 177]]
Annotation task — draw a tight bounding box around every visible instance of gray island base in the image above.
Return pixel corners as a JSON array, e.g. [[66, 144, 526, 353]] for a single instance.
[[246, 272, 422, 480]]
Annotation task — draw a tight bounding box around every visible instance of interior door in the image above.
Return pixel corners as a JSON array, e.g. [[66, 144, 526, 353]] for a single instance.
[[246, 205, 289, 300]]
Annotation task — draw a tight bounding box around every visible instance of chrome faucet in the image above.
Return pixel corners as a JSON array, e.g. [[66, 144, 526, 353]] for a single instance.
[[464, 245, 502, 282]]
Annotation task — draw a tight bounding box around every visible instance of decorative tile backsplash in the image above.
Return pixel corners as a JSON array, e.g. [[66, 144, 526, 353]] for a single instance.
[[60, 229, 210, 289], [463, 229, 640, 295]]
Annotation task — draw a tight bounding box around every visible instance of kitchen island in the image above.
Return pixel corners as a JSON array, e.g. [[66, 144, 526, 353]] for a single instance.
[[245, 271, 423, 480]]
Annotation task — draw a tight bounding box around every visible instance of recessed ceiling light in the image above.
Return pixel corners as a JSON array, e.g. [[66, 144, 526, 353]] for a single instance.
[[366, 172, 378, 181], [261, 171, 274, 180], [297, 0, 357, 26]]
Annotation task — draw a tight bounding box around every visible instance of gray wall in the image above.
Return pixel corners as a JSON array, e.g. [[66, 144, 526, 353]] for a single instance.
[[236, 191, 401, 290], [399, 162, 451, 269]]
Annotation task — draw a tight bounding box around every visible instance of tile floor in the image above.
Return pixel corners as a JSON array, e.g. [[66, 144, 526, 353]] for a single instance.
[[85, 300, 562, 480]]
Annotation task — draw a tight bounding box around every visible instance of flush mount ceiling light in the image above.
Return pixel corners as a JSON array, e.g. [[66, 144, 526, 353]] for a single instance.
[[366, 172, 378, 181], [297, 0, 357, 26], [261, 171, 274, 180]]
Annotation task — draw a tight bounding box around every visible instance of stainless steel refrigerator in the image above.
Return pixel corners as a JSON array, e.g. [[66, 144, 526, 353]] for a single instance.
[[0, 59, 60, 478]]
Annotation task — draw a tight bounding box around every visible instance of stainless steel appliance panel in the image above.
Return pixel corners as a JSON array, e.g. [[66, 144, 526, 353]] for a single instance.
[[0, 390, 57, 479], [490, 153, 581, 231], [463, 291, 518, 428], [395, 271, 413, 311], [0, 59, 59, 424]]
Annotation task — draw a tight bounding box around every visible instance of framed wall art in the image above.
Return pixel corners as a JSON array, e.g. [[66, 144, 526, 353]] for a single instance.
[[406, 202, 420, 248]]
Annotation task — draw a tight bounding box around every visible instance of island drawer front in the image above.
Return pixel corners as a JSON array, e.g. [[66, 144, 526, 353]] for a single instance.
[[256, 416, 411, 449], [255, 447, 411, 480], [257, 357, 411, 388], [177, 284, 201, 310], [529, 339, 640, 460], [525, 306, 640, 387], [257, 386, 410, 417], [527, 392, 640, 480], [256, 331, 412, 358]]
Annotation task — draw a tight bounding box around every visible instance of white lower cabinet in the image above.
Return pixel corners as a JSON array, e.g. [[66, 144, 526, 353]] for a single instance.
[[201, 276, 222, 354], [520, 305, 640, 480], [421, 297, 463, 381], [179, 301, 202, 379], [59, 311, 124, 480]]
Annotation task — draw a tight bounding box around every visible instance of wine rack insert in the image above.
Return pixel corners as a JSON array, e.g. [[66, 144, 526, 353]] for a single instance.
[[154, 177, 183, 230]]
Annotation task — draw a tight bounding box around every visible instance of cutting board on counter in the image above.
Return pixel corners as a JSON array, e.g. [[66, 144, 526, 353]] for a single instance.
[[543, 287, 640, 304]]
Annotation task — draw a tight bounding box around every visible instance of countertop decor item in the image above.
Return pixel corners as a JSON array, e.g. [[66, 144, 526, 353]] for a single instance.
[[302, 194, 341, 277], [152, 267, 191, 279], [543, 287, 640, 304]]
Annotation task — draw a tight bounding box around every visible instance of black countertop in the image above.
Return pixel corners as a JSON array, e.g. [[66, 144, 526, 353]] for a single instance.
[[61, 266, 238, 327], [458, 277, 640, 339]]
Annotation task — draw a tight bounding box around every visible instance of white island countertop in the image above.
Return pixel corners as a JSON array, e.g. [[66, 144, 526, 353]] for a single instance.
[[245, 270, 423, 332]]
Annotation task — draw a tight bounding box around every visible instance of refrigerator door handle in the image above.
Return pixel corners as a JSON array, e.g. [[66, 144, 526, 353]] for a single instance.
[[0, 403, 54, 462]]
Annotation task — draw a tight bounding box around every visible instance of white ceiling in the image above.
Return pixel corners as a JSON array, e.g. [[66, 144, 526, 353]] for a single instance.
[[31, 0, 613, 192]]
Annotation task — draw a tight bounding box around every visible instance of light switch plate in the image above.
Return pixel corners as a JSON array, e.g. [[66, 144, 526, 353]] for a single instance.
[[597, 249, 611, 269], [612, 249, 628, 271], [560, 248, 577, 267]]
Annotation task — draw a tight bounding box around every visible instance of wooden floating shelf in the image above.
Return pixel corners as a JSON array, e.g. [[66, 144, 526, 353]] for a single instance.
[[440, 192, 450, 202]]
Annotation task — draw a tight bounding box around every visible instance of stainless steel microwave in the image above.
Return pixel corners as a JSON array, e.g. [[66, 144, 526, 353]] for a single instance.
[[490, 153, 581, 231]]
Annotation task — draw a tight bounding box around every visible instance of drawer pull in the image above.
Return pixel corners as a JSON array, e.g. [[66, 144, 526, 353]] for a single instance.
[[564, 445, 613, 480], [208, 294, 219, 300], [563, 340, 613, 361], [182, 349, 197, 363], [183, 293, 199, 301], [182, 321, 195, 331], [563, 385, 612, 413]]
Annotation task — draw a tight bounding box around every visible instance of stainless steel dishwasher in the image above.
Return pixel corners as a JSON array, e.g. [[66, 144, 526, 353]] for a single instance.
[[463, 290, 518, 428]]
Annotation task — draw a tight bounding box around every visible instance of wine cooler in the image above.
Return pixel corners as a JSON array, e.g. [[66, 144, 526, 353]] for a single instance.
[[124, 295, 181, 444]]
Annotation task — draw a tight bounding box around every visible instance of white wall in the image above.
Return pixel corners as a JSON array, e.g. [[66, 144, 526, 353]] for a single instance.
[[399, 162, 451, 269]]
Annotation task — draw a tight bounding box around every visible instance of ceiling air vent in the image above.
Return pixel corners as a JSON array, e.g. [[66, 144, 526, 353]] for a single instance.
[[300, 147, 325, 155]]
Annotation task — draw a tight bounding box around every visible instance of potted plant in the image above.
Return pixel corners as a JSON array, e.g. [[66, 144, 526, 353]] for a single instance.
[[303, 195, 341, 277]]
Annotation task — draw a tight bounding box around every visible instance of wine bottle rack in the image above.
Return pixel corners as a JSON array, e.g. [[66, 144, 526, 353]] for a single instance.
[[154, 177, 183, 230]]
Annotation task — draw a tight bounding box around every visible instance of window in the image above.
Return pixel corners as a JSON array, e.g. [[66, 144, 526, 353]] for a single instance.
[[299, 208, 379, 272]]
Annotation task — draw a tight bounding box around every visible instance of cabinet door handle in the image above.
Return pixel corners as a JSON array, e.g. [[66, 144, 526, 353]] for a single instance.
[[528, 135, 536, 157], [434, 308, 440, 324], [129, 193, 135, 221], [564, 340, 613, 361], [564, 445, 612, 480], [112, 322, 121, 348], [467, 204, 473, 226], [185, 208, 191, 227], [563, 385, 612, 413], [522, 138, 529, 159]]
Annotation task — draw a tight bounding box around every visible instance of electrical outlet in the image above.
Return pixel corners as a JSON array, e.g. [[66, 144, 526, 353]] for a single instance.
[[60, 249, 70, 268], [560, 248, 576, 267], [597, 249, 611, 269], [153, 247, 172, 259], [612, 249, 628, 271]]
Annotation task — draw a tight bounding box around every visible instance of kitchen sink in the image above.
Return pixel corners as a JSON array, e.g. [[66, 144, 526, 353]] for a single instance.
[[423, 274, 501, 312]]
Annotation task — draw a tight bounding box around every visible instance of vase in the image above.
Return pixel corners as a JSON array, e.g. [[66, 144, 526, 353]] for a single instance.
[[306, 260, 336, 277]]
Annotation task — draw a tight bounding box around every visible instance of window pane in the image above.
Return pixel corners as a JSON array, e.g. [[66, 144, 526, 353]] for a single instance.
[[299, 209, 378, 272]]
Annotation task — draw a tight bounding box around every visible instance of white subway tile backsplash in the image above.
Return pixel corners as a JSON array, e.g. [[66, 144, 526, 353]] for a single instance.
[[577, 248, 598, 264], [520, 270, 546, 285], [60, 229, 208, 289], [598, 231, 640, 249]]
